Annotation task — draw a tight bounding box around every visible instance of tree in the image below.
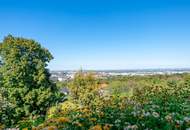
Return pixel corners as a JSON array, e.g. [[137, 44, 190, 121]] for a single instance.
[[69, 71, 100, 107], [0, 35, 61, 126]]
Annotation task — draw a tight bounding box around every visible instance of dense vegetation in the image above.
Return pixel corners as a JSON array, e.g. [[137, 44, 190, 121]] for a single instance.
[[0, 35, 63, 128], [38, 73, 190, 130], [0, 35, 190, 129]]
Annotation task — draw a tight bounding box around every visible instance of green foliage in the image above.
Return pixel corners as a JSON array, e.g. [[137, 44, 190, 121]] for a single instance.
[[108, 80, 134, 97], [0, 35, 190, 129], [39, 73, 190, 130], [0, 35, 63, 127], [68, 71, 100, 107]]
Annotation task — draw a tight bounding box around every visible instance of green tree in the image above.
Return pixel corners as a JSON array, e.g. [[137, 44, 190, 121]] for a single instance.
[[69, 71, 100, 107], [0, 35, 61, 126]]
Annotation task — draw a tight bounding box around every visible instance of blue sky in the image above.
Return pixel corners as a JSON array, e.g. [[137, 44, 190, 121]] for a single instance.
[[0, 0, 190, 70]]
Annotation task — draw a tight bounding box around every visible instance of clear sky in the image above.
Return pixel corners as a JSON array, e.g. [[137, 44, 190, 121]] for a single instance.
[[0, 0, 190, 70]]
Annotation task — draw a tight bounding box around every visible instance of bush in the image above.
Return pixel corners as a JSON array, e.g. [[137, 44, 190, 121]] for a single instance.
[[38, 73, 190, 130]]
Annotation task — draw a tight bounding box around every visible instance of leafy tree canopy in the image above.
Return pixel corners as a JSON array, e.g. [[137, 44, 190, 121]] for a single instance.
[[0, 35, 61, 126]]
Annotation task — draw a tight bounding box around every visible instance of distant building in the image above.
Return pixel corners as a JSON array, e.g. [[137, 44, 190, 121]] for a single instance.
[[60, 88, 69, 95], [50, 76, 58, 82]]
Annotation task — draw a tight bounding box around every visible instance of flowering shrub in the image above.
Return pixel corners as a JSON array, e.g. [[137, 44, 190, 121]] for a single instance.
[[16, 73, 190, 129]]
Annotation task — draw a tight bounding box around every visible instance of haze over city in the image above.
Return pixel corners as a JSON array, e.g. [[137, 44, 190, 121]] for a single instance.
[[0, 0, 190, 70]]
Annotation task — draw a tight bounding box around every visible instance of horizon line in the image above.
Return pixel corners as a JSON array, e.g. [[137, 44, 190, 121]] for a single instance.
[[49, 67, 190, 71]]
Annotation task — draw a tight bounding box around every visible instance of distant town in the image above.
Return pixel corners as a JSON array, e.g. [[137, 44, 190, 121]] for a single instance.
[[50, 68, 190, 82]]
